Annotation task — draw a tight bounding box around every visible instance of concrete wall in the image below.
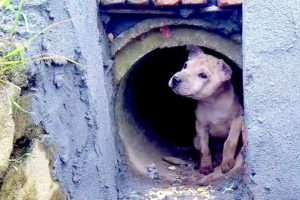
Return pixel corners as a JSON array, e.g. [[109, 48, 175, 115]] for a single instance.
[[244, 1, 300, 199], [26, 0, 119, 199]]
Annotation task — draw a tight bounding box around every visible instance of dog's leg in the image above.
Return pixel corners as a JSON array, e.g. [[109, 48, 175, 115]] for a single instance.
[[221, 115, 243, 173], [193, 134, 201, 151], [195, 121, 213, 175]]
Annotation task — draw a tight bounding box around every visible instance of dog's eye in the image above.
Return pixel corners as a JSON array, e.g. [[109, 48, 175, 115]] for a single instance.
[[198, 73, 207, 79], [182, 63, 187, 69]]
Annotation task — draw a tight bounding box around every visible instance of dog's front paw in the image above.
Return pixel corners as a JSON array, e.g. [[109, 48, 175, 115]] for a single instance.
[[199, 165, 213, 175], [221, 157, 235, 174]]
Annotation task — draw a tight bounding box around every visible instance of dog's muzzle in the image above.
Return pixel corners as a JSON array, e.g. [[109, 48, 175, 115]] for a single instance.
[[171, 76, 182, 88]]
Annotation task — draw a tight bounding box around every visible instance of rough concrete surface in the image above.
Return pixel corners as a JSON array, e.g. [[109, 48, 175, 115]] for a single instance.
[[113, 27, 242, 83], [111, 18, 241, 55], [244, 1, 300, 199], [12, 0, 119, 199]]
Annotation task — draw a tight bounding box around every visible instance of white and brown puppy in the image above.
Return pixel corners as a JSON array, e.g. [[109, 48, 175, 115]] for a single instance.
[[169, 46, 243, 175]]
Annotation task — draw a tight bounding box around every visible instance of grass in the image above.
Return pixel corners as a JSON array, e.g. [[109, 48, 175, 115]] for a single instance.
[[0, 1, 80, 189], [9, 0, 24, 36], [1, 18, 78, 73], [0, 0, 81, 112], [0, 0, 13, 11], [0, 0, 80, 74], [0, 0, 26, 76]]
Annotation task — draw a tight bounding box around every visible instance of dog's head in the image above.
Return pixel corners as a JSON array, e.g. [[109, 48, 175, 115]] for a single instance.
[[168, 46, 232, 100]]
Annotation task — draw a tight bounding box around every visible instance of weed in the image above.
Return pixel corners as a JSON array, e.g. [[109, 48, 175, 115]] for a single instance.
[[9, 0, 24, 36], [0, 0, 13, 11], [9, 152, 31, 165], [0, 18, 77, 74], [0, 0, 79, 112]]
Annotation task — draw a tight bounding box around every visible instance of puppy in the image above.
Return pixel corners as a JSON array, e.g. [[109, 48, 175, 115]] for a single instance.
[[169, 46, 243, 175]]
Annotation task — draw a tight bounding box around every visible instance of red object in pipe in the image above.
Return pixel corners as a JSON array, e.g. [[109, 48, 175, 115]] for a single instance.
[[160, 25, 171, 38]]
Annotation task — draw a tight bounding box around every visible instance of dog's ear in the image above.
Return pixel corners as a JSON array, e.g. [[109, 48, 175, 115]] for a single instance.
[[217, 59, 232, 81], [187, 45, 204, 59]]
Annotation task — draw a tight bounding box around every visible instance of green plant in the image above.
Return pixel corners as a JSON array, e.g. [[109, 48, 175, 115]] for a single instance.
[[9, 152, 31, 172], [9, 0, 24, 36], [0, 0, 13, 11], [0, 0, 81, 114], [0, 18, 80, 73]]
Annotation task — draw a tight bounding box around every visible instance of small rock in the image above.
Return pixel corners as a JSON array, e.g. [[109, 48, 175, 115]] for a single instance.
[[148, 171, 159, 180], [162, 156, 186, 165], [53, 73, 64, 88], [108, 33, 114, 43], [171, 179, 182, 186], [147, 163, 159, 180], [148, 163, 156, 168], [187, 163, 193, 168], [168, 166, 176, 171]]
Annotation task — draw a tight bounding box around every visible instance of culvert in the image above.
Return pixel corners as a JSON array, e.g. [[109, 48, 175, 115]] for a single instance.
[[114, 27, 243, 184]]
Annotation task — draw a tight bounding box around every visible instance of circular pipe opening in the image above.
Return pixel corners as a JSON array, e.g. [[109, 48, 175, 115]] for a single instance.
[[116, 46, 243, 183]]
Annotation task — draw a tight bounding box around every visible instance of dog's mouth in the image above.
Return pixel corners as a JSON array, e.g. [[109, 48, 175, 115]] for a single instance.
[[171, 87, 180, 94], [171, 86, 183, 95], [169, 77, 193, 97], [171, 87, 194, 98]]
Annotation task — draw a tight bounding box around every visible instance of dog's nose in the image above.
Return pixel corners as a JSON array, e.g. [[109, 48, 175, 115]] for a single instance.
[[172, 76, 182, 87]]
